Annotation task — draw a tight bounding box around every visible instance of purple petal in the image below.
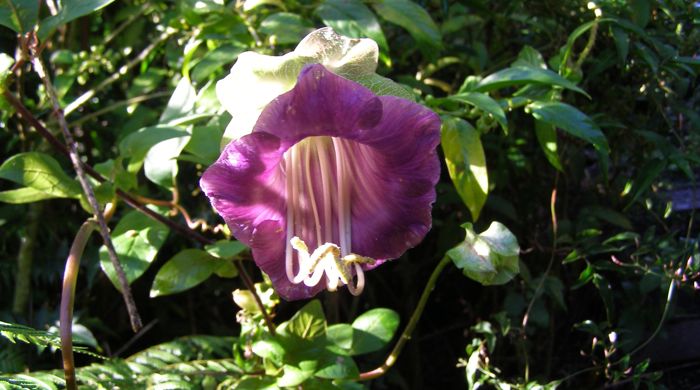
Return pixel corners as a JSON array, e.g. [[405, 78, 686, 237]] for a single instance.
[[201, 64, 440, 300]]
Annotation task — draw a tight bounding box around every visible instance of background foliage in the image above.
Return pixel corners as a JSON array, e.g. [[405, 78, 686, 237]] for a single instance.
[[1, 0, 698, 389]]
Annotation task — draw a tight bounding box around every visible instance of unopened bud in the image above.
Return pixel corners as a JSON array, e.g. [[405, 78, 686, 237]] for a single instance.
[[233, 289, 260, 313]]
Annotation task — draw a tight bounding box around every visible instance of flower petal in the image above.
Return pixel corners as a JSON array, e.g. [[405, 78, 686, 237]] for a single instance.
[[216, 28, 379, 146], [203, 64, 440, 300]]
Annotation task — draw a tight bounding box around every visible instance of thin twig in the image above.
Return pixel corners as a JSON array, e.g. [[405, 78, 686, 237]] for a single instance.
[[359, 255, 452, 381], [60, 219, 97, 390], [68, 91, 170, 127], [521, 177, 559, 381], [31, 48, 143, 332], [63, 28, 176, 116]]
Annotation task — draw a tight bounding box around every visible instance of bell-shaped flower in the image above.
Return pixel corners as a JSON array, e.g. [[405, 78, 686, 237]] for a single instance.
[[216, 27, 412, 146], [201, 64, 440, 300]]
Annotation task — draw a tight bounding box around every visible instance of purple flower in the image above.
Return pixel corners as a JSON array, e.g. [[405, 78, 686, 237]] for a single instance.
[[201, 64, 440, 300]]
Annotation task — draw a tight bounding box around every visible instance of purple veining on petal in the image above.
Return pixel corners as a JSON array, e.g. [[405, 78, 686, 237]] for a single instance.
[[201, 64, 440, 300]]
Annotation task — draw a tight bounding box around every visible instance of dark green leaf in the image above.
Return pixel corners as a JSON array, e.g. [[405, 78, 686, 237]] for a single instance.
[[205, 240, 247, 259], [0, 152, 81, 198], [316, 0, 388, 52], [350, 308, 399, 355], [315, 355, 358, 379], [150, 249, 225, 297], [191, 44, 246, 83], [441, 116, 488, 221], [260, 13, 313, 45], [476, 67, 588, 97], [527, 101, 609, 153], [99, 209, 169, 289], [0, 0, 39, 33], [447, 93, 507, 131], [625, 158, 666, 209], [38, 0, 115, 40], [512, 46, 547, 69], [372, 0, 442, 57], [182, 126, 225, 166]]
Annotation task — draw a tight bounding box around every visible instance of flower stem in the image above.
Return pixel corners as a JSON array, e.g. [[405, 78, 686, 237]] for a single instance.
[[61, 219, 97, 390], [359, 255, 452, 381]]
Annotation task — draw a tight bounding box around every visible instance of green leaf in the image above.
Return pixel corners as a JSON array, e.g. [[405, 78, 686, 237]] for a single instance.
[[236, 377, 279, 390], [259, 13, 313, 45], [534, 120, 563, 171], [0, 0, 39, 33], [38, 0, 115, 40], [150, 249, 224, 297], [204, 240, 247, 259], [476, 67, 588, 97], [144, 134, 190, 188], [350, 308, 399, 355], [316, 0, 388, 53], [251, 339, 285, 364], [277, 363, 315, 387], [315, 355, 359, 379], [159, 77, 197, 125], [447, 92, 507, 131], [0, 152, 81, 198], [119, 126, 189, 173], [0, 52, 15, 91], [527, 101, 609, 153], [99, 209, 169, 289], [191, 44, 246, 83], [352, 73, 414, 101], [372, 0, 442, 57], [512, 46, 547, 69], [326, 324, 354, 351], [182, 126, 225, 166], [441, 116, 488, 221], [285, 300, 326, 340], [625, 158, 667, 209], [447, 222, 520, 285], [0, 187, 62, 204]]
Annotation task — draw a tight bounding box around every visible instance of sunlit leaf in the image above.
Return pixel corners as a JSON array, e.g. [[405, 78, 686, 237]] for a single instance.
[[150, 249, 225, 297], [0, 152, 81, 198], [0, 187, 62, 204], [441, 116, 488, 221], [534, 120, 563, 171], [350, 308, 399, 355], [448, 222, 520, 285], [99, 209, 169, 289], [284, 300, 326, 340]]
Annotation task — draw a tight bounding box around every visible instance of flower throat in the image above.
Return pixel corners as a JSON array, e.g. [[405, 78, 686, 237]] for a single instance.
[[282, 136, 375, 295]]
